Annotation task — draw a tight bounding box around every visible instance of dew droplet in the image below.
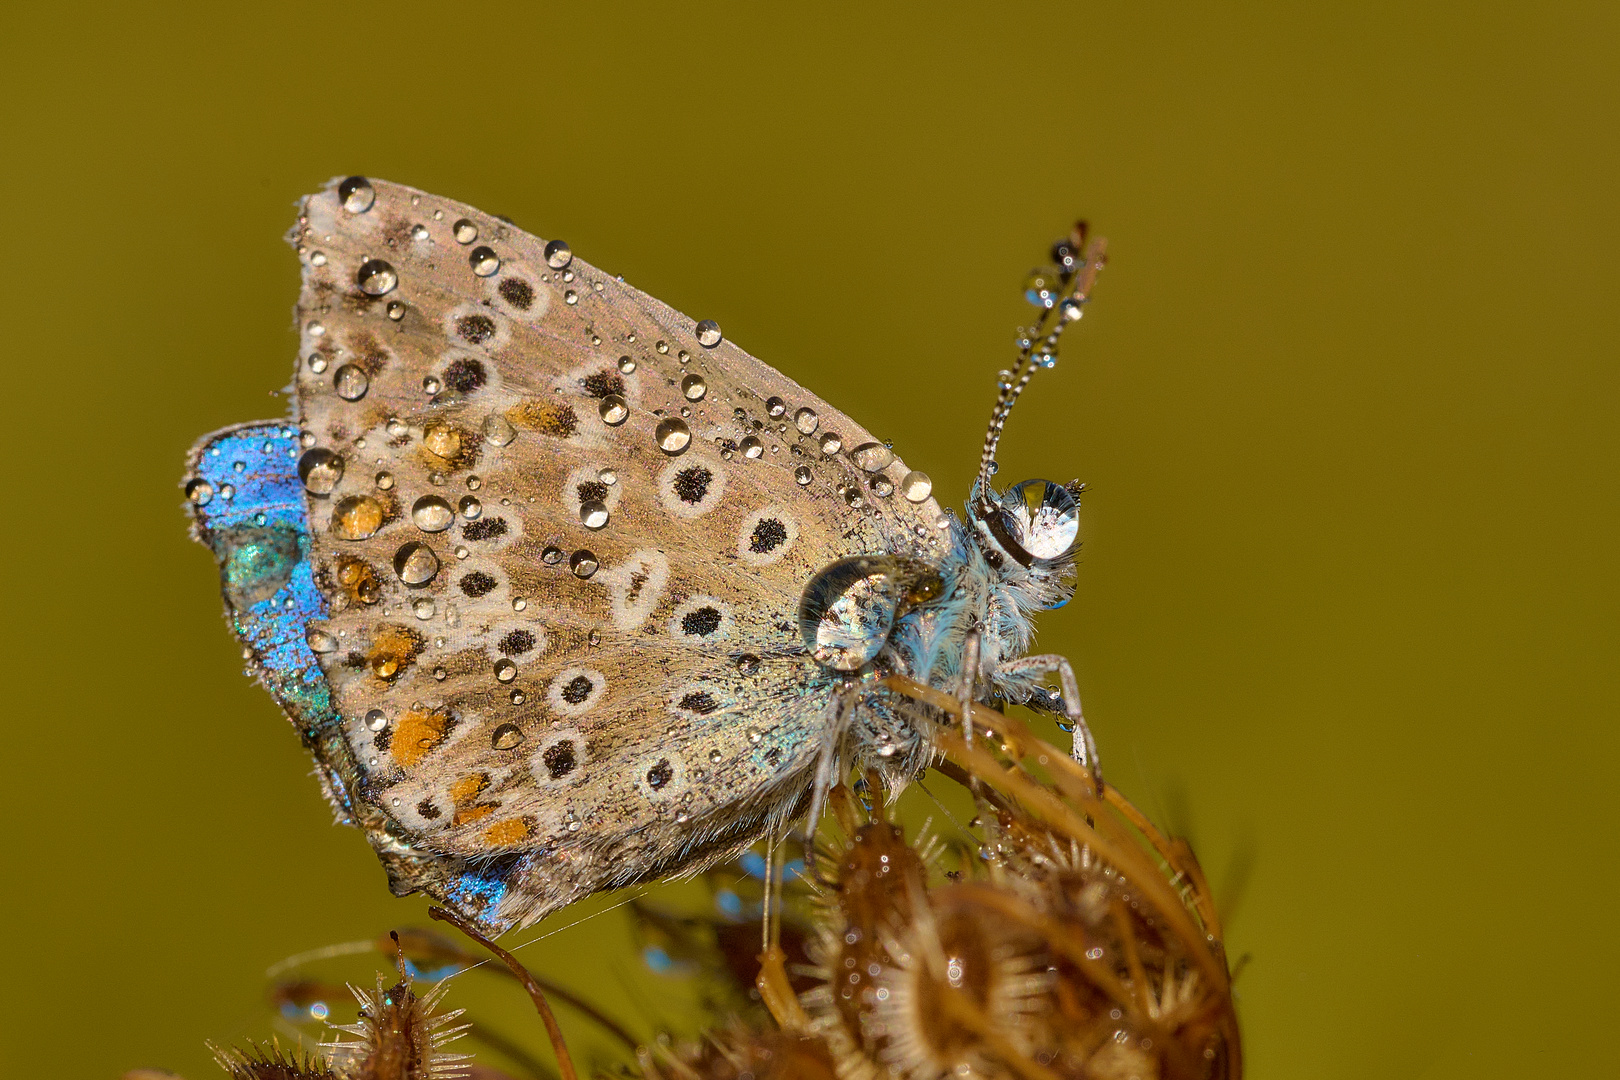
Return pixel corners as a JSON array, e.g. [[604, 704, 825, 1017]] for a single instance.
[[851, 442, 895, 472], [469, 246, 500, 276], [393, 541, 440, 585], [411, 223, 429, 240], [412, 597, 436, 620], [306, 354, 328, 374], [459, 495, 482, 519], [365, 708, 388, 731], [598, 468, 617, 485], [681, 373, 707, 401], [185, 478, 214, 506], [901, 470, 932, 502], [298, 448, 344, 495], [494, 658, 517, 683], [310, 250, 327, 266], [423, 423, 461, 459], [737, 654, 761, 675], [386, 417, 409, 437], [580, 501, 610, 529], [588, 628, 602, 646], [306, 320, 326, 338], [453, 218, 478, 244], [386, 300, 406, 321], [306, 626, 338, 653], [491, 723, 524, 750], [695, 319, 722, 347], [356, 258, 398, 296], [564, 289, 578, 305], [333, 364, 369, 401], [411, 495, 455, 532], [870, 475, 895, 498], [483, 413, 517, 447], [708, 748, 723, 763], [570, 549, 599, 578], [740, 435, 763, 459], [655, 417, 692, 455], [794, 407, 819, 435], [818, 432, 842, 455], [766, 396, 786, 418], [332, 495, 384, 540], [794, 465, 813, 485], [542, 546, 564, 565], [375, 471, 395, 490], [339, 176, 375, 213], [598, 395, 628, 425], [544, 239, 572, 269]]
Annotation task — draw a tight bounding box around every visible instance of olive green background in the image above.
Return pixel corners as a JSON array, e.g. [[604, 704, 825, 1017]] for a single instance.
[[3, 3, 1616, 1077]]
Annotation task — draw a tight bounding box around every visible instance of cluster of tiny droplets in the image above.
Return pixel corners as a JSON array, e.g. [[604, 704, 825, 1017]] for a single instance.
[[975, 224, 1108, 500]]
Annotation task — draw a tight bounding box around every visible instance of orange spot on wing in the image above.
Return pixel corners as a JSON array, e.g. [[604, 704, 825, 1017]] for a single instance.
[[481, 818, 533, 847], [392, 705, 454, 767]]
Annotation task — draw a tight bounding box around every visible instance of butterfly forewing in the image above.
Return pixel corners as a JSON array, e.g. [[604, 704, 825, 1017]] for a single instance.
[[288, 177, 946, 925]]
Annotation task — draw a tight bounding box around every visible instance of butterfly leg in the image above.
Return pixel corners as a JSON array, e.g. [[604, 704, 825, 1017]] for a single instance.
[[960, 629, 983, 747], [997, 653, 1103, 784], [802, 682, 858, 871]]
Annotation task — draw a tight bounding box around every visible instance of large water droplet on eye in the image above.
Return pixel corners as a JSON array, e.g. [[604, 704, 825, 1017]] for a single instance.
[[544, 239, 572, 269], [306, 626, 338, 653], [794, 465, 813, 485], [999, 479, 1080, 560], [656, 417, 691, 454], [682, 373, 707, 401], [818, 432, 842, 455], [333, 364, 370, 401], [599, 395, 628, 426], [794, 407, 819, 435], [766, 396, 786, 418], [491, 722, 524, 749], [851, 442, 894, 472], [580, 501, 610, 529], [483, 413, 517, 446], [453, 218, 479, 244], [570, 549, 599, 578], [298, 448, 344, 495], [356, 258, 398, 296], [411, 495, 455, 532], [741, 435, 763, 459], [339, 176, 375, 213], [901, 471, 932, 503], [186, 478, 214, 506], [695, 319, 722, 348], [798, 556, 942, 671], [332, 495, 383, 540], [393, 541, 440, 585], [470, 246, 500, 276]]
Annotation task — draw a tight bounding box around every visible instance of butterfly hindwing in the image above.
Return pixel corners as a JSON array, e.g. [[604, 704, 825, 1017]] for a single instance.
[[219, 176, 948, 929]]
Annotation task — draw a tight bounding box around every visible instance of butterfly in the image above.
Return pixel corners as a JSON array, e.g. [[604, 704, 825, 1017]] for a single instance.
[[183, 176, 1105, 934]]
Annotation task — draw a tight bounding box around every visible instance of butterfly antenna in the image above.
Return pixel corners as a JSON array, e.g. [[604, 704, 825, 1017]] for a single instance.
[[975, 224, 1108, 501]]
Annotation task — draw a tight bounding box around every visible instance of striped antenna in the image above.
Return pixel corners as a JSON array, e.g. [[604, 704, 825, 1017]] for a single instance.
[[975, 225, 1108, 504]]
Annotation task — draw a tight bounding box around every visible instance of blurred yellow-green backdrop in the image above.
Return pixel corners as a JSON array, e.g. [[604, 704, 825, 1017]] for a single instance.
[[3, 3, 1616, 1078]]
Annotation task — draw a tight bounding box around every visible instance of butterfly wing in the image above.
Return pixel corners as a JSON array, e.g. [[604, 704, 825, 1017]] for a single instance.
[[206, 176, 948, 930]]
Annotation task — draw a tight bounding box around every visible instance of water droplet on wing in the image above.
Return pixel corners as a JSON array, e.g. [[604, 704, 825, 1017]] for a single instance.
[[544, 239, 572, 269], [794, 407, 819, 435], [682, 373, 707, 401], [298, 448, 344, 495], [794, 465, 813, 485], [695, 319, 723, 347], [656, 417, 692, 454], [453, 218, 478, 244], [492, 723, 524, 750], [469, 246, 500, 276], [411, 495, 455, 532], [901, 471, 932, 502], [580, 501, 610, 529], [393, 541, 440, 585], [339, 176, 375, 213], [494, 659, 517, 682], [332, 495, 384, 540], [570, 550, 599, 578], [851, 442, 894, 472], [483, 413, 517, 446], [186, 478, 213, 506], [599, 395, 628, 425], [356, 259, 397, 296], [333, 364, 369, 401]]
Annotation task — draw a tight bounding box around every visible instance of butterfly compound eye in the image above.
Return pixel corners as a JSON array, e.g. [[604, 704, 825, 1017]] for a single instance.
[[981, 479, 1079, 566]]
